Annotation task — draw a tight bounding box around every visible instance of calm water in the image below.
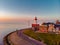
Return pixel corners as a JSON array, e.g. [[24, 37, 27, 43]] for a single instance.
[[0, 23, 30, 45]]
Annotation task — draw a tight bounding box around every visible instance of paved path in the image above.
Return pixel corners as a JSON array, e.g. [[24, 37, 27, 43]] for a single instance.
[[18, 30, 46, 45], [8, 32, 32, 45]]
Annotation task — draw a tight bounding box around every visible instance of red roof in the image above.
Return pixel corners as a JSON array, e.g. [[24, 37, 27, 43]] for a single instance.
[[32, 24, 39, 27]]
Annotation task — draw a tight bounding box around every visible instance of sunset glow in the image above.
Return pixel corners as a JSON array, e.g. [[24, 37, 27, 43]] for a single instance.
[[0, 0, 60, 22]]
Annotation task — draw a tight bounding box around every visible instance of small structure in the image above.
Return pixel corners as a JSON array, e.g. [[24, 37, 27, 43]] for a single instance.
[[48, 24, 55, 32], [56, 20, 60, 24], [32, 17, 39, 31], [55, 24, 60, 31], [39, 25, 48, 33]]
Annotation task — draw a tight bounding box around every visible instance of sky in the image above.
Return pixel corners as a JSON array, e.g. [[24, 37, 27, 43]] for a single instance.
[[0, 0, 60, 22]]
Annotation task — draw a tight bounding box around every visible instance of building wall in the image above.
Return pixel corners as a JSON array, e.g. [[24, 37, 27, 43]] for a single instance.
[[48, 24, 55, 32], [39, 25, 48, 33]]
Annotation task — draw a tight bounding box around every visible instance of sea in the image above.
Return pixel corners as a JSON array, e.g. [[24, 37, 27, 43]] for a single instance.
[[0, 23, 30, 45]]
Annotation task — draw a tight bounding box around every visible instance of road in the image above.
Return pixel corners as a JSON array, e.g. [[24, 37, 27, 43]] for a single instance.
[[18, 30, 46, 45], [8, 32, 32, 45], [4, 28, 46, 45]]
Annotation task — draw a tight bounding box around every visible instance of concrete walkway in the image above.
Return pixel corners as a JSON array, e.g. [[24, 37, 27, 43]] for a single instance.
[[8, 32, 32, 45], [18, 30, 46, 45]]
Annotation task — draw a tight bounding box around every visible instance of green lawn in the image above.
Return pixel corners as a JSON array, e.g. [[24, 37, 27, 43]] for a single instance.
[[23, 30, 60, 45]]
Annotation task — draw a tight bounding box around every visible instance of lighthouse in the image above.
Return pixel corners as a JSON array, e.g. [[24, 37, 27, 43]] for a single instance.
[[32, 17, 39, 31]]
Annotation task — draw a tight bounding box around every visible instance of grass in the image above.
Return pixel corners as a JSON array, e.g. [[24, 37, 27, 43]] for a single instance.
[[23, 30, 60, 45]]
